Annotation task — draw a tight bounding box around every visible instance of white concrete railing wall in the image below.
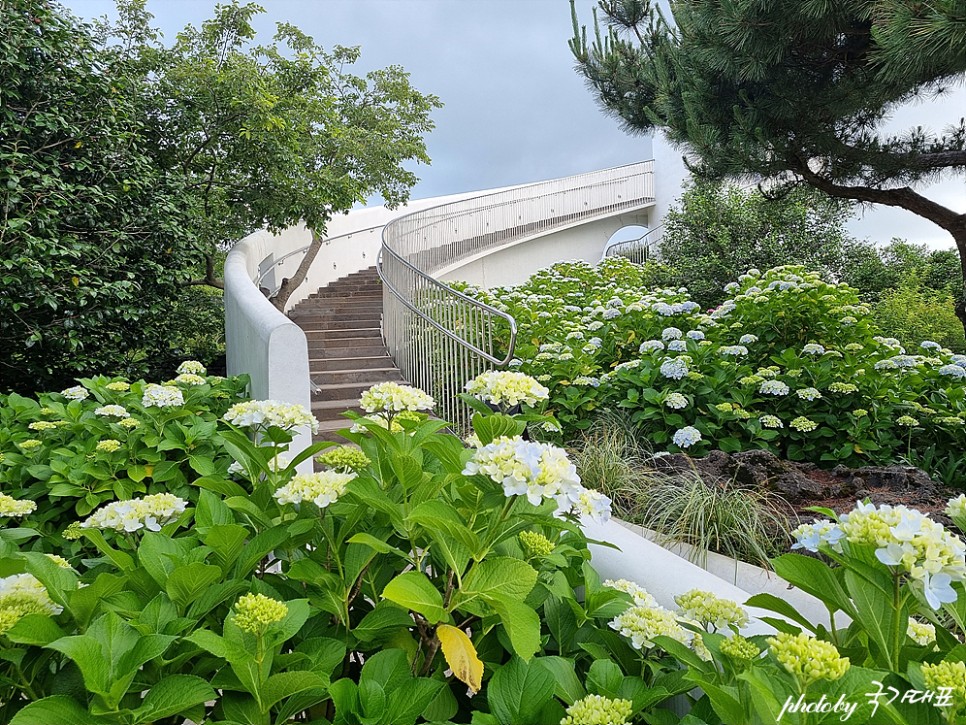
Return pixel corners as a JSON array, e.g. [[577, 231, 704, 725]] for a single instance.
[[224, 227, 314, 471]]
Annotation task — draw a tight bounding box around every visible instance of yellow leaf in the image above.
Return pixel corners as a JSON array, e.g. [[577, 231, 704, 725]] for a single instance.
[[144, 465, 154, 479], [437, 624, 483, 694], [71, 276, 80, 286]]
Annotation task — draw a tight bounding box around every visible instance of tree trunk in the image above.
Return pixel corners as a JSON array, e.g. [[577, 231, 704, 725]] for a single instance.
[[793, 165, 966, 337], [271, 228, 324, 312]]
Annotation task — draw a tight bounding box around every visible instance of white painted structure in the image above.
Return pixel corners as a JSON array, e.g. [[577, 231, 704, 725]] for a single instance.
[[225, 159, 805, 621]]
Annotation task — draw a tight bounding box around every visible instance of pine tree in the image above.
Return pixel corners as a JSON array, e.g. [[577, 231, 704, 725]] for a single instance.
[[570, 0, 966, 327]]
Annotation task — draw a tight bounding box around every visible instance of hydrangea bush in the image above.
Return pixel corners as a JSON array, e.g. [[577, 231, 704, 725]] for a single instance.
[[458, 263, 966, 479], [0, 370, 704, 725]]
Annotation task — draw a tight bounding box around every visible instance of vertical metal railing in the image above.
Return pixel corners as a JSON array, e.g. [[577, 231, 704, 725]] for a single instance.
[[601, 224, 664, 264], [378, 160, 655, 433]]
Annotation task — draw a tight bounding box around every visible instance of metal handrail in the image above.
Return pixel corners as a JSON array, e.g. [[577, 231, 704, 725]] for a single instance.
[[253, 224, 386, 299], [378, 160, 655, 433], [377, 246, 518, 365], [601, 223, 664, 263]]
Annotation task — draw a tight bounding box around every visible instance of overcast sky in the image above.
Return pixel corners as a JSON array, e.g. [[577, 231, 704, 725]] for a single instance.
[[64, 0, 965, 250]]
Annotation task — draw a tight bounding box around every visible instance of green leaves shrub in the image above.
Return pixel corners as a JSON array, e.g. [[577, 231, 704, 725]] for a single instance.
[[0, 368, 687, 724], [459, 262, 966, 482]]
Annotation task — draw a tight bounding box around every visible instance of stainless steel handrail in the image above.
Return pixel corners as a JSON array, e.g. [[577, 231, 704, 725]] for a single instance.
[[377, 246, 518, 365], [378, 160, 655, 433], [601, 223, 664, 263], [253, 224, 386, 299]]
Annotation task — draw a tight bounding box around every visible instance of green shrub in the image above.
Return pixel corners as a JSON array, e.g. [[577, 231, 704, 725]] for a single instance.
[[2, 368, 965, 725], [873, 280, 966, 353], [656, 181, 855, 310], [0, 370, 698, 724], [460, 262, 966, 482]]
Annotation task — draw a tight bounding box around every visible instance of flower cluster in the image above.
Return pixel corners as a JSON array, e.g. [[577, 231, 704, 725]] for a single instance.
[[96, 439, 122, 453], [316, 445, 371, 472], [921, 661, 966, 714], [0, 494, 36, 518], [176, 360, 207, 376], [61, 385, 89, 401], [360, 382, 434, 415], [604, 579, 658, 608], [0, 574, 62, 635], [231, 593, 288, 635], [719, 635, 761, 665], [175, 373, 207, 386], [273, 471, 355, 509], [94, 405, 129, 418], [519, 530, 555, 558], [672, 426, 702, 449], [80, 493, 188, 533], [674, 589, 749, 632], [465, 371, 549, 408], [142, 384, 184, 408], [105, 381, 130, 392], [610, 604, 691, 650], [223, 400, 319, 433], [560, 695, 633, 725], [906, 619, 936, 647], [767, 632, 850, 688], [840, 502, 965, 608]]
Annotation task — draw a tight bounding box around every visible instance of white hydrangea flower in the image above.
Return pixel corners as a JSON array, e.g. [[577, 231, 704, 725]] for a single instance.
[[465, 371, 549, 408], [573, 488, 612, 524], [797, 387, 822, 402], [719, 345, 749, 357], [360, 382, 435, 414], [686, 330, 705, 341], [759, 380, 791, 396], [94, 405, 129, 418], [0, 573, 63, 618], [920, 341, 941, 351], [176, 360, 207, 375], [61, 385, 89, 401], [664, 392, 688, 410], [81, 493, 187, 533], [0, 494, 36, 518], [604, 579, 658, 608], [660, 358, 689, 380], [667, 340, 687, 352], [639, 339, 665, 353], [802, 343, 826, 355], [223, 400, 319, 433], [274, 470, 355, 509], [791, 519, 845, 553], [662, 327, 683, 341], [463, 436, 583, 507], [939, 364, 966, 380], [174, 373, 207, 386], [739, 334, 758, 345], [142, 384, 184, 408], [672, 426, 702, 449]]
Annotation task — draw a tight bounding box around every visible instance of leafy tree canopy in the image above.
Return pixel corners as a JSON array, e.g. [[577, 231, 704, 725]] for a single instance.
[[1, 0, 440, 392], [570, 0, 966, 324]]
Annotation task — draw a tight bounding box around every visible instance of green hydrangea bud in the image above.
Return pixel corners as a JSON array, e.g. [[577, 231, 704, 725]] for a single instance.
[[767, 632, 849, 689], [519, 530, 555, 558], [231, 593, 288, 635], [561, 694, 633, 725]]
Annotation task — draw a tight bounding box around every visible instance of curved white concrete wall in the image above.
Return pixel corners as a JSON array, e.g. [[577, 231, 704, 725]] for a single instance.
[[438, 210, 651, 288], [583, 519, 845, 636], [225, 229, 314, 470]]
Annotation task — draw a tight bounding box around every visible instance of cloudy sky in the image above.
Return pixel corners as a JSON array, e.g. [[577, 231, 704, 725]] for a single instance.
[[64, 0, 964, 250]]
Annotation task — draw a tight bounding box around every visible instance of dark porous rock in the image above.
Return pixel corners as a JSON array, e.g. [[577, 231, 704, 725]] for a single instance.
[[648, 450, 945, 509]]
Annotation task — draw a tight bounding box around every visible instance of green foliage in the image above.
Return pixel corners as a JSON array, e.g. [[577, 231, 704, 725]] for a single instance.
[[1, 0, 441, 394], [839, 239, 964, 303], [0, 369, 689, 724], [460, 261, 966, 484], [874, 280, 966, 354], [658, 181, 856, 310], [0, 0, 202, 394], [570, 0, 966, 329]]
